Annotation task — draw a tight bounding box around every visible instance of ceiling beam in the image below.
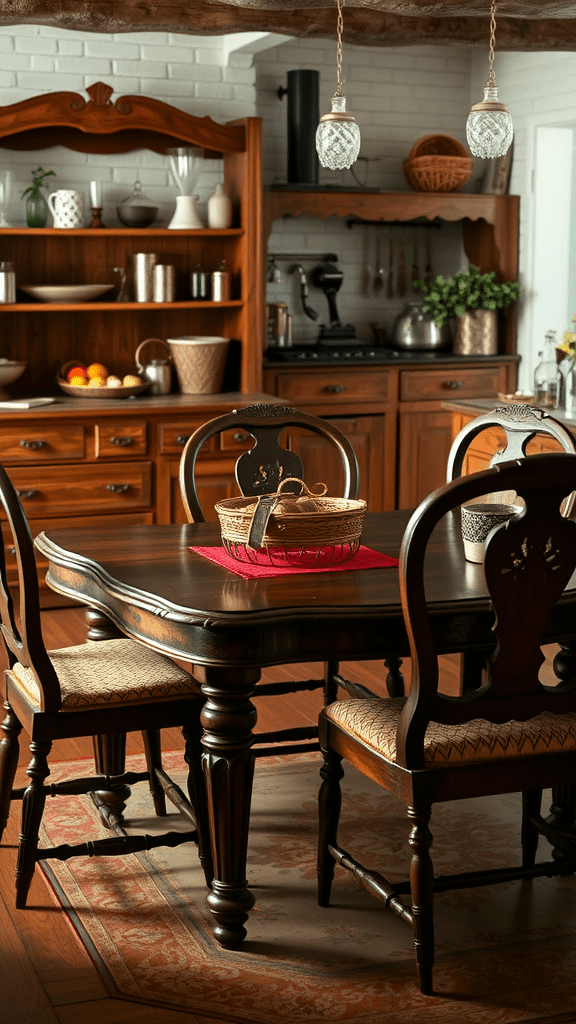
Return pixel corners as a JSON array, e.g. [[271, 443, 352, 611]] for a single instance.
[[3, 1, 576, 50]]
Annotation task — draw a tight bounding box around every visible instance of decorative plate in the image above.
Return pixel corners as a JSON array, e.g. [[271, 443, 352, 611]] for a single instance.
[[20, 283, 115, 303]]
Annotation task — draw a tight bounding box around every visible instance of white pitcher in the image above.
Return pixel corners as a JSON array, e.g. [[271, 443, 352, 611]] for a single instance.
[[48, 189, 84, 229]]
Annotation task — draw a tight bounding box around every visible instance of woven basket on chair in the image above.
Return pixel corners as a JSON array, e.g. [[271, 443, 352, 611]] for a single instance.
[[403, 134, 473, 193], [215, 478, 367, 568]]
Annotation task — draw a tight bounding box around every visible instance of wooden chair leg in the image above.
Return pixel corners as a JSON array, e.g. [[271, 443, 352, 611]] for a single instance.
[[323, 660, 340, 705], [317, 747, 344, 907], [384, 657, 405, 697], [408, 803, 435, 995], [142, 729, 167, 817], [521, 789, 542, 867], [0, 701, 22, 842], [182, 718, 213, 887], [15, 739, 51, 909]]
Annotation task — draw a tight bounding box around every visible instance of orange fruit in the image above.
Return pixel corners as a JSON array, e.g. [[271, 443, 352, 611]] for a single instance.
[[66, 364, 86, 382], [86, 362, 108, 380], [69, 375, 87, 386], [123, 374, 142, 387], [88, 376, 106, 388]]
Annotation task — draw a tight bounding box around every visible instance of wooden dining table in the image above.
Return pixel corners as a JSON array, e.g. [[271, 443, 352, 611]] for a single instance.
[[34, 511, 576, 948]]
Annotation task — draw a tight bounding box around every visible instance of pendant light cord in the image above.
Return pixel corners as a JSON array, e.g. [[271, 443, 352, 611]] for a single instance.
[[486, 0, 497, 88], [335, 0, 344, 97]]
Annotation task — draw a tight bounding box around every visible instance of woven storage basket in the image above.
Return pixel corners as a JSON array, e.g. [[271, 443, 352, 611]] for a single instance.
[[215, 478, 367, 567], [168, 336, 229, 394], [403, 133, 472, 193]]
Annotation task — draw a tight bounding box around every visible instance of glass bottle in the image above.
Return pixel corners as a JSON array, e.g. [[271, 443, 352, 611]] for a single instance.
[[534, 331, 558, 408], [25, 190, 49, 228]]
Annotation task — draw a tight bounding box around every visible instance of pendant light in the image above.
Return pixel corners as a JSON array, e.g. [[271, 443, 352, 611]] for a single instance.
[[315, 0, 361, 171], [466, 0, 513, 159]]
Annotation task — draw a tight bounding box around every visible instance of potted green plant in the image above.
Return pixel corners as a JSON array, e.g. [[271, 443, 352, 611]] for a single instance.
[[21, 166, 55, 227], [414, 264, 521, 355]]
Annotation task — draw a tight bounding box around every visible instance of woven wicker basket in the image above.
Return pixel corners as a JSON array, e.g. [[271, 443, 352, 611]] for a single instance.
[[215, 478, 367, 567], [403, 133, 472, 193], [167, 336, 229, 394]]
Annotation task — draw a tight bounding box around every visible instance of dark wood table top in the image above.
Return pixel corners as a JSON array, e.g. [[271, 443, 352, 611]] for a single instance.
[[35, 512, 576, 669]]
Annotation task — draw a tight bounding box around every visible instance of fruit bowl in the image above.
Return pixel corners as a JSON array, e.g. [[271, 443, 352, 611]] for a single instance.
[[56, 361, 150, 399]]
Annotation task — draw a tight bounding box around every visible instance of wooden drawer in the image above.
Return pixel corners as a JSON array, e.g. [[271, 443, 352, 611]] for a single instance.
[[158, 422, 216, 455], [220, 426, 255, 452], [400, 367, 503, 402], [275, 370, 391, 403], [95, 421, 148, 457], [4, 462, 152, 516], [0, 423, 85, 461]]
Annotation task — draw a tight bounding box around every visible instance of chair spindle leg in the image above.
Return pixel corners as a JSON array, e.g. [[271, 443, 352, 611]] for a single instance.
[[0, 701, 22, 841], [142, 729, 167, 816], [408, 803, 434, 995], [521, 789, 542, 867], [15, 739, 52, 909], [317, 747, 344, 906], [183, 718, 214, 887]]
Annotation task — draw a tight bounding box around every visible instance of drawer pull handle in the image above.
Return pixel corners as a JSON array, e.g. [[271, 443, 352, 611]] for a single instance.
[[106, 483, 130, 494], [15, 488, 37, 500], [110, 436, 134, 447], [19, 439, 46, 450], [326, 385, 345, 394], [176, 435, 190, 446], [444, 380, 464, 390], [233, 431, 250, 442]]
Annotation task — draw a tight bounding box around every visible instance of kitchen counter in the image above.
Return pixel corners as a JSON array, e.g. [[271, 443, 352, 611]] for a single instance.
[[264, 347, 520, 369], [441, 396, 576, 431]]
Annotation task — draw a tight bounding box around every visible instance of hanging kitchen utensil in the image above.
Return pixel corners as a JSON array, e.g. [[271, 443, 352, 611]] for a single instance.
[[387, 230, 394, 299], [412, 227, 419, 288], [424, 231, 433, 287], [293, 264, 318, 321], [373, 225, 383, 293], [361, 224, 372, 296], [396, 229, 407, 297]]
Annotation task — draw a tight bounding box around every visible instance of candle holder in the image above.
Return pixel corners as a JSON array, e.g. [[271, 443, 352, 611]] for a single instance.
[[90, 206, 104, 228]]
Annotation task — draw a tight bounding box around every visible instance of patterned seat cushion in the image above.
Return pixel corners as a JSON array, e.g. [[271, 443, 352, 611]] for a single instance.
[[9, 638, 200, 711], [325, 698, 576, 767]]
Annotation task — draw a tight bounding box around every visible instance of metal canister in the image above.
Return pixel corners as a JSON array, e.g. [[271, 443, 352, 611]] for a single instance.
[[0, 261, 15, 304], [266, 302, 289, 348], [190, 264, 210, 300], [132, 252, 156, 302], [153, 264, 175, 303], [212, 263, 230, 302]]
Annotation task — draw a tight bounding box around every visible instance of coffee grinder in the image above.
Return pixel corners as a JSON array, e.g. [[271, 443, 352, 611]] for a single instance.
[[310, 260, 357, 344]]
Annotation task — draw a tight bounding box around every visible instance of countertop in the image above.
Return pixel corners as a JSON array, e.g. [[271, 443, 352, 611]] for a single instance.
[[0, 391, 280, 420]]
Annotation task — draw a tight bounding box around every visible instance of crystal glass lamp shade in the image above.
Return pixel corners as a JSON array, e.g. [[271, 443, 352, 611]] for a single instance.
[[466, 87, 513, 159], [316, 95, 361, 171], [167, 147, 204, 196]]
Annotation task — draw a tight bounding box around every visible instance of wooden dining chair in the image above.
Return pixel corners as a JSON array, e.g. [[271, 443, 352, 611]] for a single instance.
[[0, 461, 213, 909], [318, 453, 576, 994], [179, 402, 374, 757]]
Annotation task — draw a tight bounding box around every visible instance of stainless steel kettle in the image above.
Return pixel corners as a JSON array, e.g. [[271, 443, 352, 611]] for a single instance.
[[135, 338, 172, 394]]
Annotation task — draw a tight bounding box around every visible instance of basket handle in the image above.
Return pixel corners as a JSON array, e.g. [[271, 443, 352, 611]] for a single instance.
[[246, 478, 327, 551]]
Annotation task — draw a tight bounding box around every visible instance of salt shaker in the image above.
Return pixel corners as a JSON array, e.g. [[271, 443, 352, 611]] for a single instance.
[[0, 261, 16, 304], [211, 260, 230, 302]]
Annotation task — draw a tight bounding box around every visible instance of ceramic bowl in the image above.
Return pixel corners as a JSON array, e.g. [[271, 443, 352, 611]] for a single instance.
[[117, 205, 159, 228], [19, 284, 114, 303], [0, 359, 27, 400]]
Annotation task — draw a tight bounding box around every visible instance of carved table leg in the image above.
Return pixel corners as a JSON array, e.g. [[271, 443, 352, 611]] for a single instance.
[[85, 607, 130, 827], [197, 664, 260, 948]]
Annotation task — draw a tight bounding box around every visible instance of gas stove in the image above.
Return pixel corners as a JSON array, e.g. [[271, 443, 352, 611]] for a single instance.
[[265, 344, 402, 365]]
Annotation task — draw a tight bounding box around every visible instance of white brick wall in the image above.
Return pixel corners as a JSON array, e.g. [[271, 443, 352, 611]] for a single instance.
[[0, 26, 253, 226]]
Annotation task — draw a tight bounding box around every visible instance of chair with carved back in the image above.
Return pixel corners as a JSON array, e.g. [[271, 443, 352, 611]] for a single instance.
[[179, 402, 375, 757], [447, 402, 576, 690], [0, 461, 213, 908], [318, 453, 576, 994]]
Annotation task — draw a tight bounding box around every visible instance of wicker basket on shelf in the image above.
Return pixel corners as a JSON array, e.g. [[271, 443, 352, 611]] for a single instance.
[[215, 478, 367, 568], [403, 134, 473, 193]]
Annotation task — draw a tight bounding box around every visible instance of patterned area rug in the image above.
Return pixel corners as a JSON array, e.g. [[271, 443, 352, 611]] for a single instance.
[[36, 751, 576, 1024]]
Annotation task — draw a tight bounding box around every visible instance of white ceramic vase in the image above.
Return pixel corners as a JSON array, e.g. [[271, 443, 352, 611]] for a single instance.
[[168, 195, 204, 230], [207, 184, 232, 229]]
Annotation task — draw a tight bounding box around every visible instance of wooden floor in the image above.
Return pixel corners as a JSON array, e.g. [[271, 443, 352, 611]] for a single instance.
[[0, 606, 555, 1024]]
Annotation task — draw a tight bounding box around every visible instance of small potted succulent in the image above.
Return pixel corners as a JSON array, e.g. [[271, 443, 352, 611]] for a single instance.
[[21, 166, 55, 227], [414, 264, 521, 354]]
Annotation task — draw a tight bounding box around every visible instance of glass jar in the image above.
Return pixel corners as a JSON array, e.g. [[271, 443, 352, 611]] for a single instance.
[[25, 191, 48, 228], [534, 331, 558, 408]]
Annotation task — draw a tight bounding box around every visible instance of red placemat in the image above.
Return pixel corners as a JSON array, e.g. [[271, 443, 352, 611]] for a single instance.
[[189, 545, 398, 579]]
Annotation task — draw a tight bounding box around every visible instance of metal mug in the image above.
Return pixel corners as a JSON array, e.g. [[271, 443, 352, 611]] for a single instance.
[[135, 338, 172, 394], [47, 189, 84, 229]]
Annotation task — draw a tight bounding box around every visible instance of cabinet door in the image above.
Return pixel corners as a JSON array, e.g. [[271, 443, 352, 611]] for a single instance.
[[398, 408, 454, 509], [285, 414, 390, 512], [157, 457, 239, 524]]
